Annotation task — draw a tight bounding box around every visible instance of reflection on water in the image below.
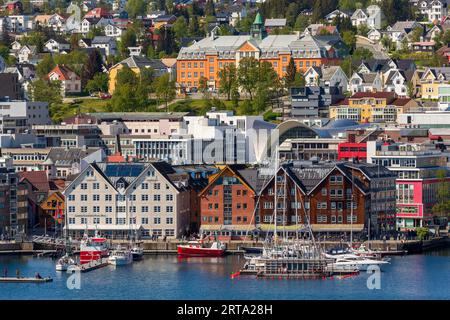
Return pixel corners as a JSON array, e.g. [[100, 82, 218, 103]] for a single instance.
[[0, 249, 449, 300]]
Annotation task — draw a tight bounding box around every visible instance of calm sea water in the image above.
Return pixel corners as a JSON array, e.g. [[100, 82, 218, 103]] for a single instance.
[[0, 248, 449, 300]]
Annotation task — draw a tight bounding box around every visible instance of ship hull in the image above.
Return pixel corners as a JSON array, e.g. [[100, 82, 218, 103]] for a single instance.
[[177, 246, 225, 257]]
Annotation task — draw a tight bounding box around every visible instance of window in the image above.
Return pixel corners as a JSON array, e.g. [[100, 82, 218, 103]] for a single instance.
[[93, 194, 100, 201], [69, 218, 75, 224], [154, 206, 161, 213], [80, 217, 87, 224], [166, 206, 173, 213], [105, 194, 112, 201], [93, 183, 99, 189], [321, 188, 327, 196], [116, 218, 126, 224], [68, 206, 75, 213], [68, 195, 75, 201], [106, 206, 112, 213], [141, 183, 148, 189], [154, 194, 161, 201], [154, 183, 160, 190], [80, 183, 87, 190], [166, 217, 173, 224], [141, 194, 149, 201], [317, 202, 327, 209], [81, 194, 87, 201], [81, 206, 87, 213], [93, 217, 100, 224], [142, 217, 149, 224], [141, 206, 149, 213], [154, 217, 161, 224], [93, 206, 100, 213]]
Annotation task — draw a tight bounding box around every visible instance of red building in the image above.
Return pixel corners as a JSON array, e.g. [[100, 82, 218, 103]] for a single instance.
[[198, 165, 257, 240], [338, 142, 367, 161]]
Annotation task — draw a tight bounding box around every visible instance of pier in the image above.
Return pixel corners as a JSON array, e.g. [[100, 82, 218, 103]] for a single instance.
[[0, 277, 53, 283], [74, 258, 110, 273]]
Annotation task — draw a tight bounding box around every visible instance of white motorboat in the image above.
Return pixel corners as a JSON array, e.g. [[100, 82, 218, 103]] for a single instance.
[[108, 247, 133, 266], [55, 254, 76, 271], [330, 256, 389, 271], [131, 246, 144, 260]]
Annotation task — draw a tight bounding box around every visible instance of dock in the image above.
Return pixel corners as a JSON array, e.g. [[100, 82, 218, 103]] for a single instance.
[[0, 277, 52, 283], [73, 258, 110, 273]]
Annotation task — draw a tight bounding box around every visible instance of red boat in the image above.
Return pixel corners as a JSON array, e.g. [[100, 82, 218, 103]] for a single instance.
[[177, 240, 226, 257], [79, 234, 109, 264]]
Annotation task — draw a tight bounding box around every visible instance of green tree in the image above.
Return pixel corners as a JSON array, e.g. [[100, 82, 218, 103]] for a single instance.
[[237, 57, 259, 101], [199, 76, 209, 99], [126, 0, 148, 19], [36, 55, 56, 79], [352, 47, 374, 60], [173, 16, 188, 41], [82, 49, 104, 89], [154, 73, 176, 111], [218, 63, 238, 101], [284, 57, 296, 87], [85, 73, 109, 94], [120, 29, 137, 56], [342, 30, 356, 53], [116, 65, 139, 87], [293, 14, 310, 32], [292, 72, 306, 87]]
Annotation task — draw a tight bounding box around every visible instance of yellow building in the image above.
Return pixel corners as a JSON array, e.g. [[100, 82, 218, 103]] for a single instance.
[[419, 67, 450, 100], [108, 56, 169, 94], [330, 92, 418, 123]]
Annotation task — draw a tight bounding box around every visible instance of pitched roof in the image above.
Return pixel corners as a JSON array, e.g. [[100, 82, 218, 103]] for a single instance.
[[113, 56, 167, 70], [19, 171, 56, 192], [92, 36, 115, 44], [47, 147, 101, 167], [264, 18, 287, 27], [350, 92, 396, 99], [47, 65, 80, 81]]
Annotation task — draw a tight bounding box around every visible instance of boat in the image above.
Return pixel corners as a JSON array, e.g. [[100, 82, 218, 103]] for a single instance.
[[108, 246, 133, 266], [131, 246, 144, 260], [55, 254, 76, 271], [241, 246, 263, 254], [329, 256, 389, 271], [0, 277, 53, 283], [177, 240, 226, 257], [79, 233, 109, 264]]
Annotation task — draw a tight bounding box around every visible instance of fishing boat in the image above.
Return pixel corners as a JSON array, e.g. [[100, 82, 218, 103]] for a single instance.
[[131, 246, 144, 260], [79, 233, 109, 264], [177, 240, 226, 257], [108, 246, 133, 266]]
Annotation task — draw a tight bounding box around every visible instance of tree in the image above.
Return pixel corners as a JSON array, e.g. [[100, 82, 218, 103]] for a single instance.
[[116, 65, 138, 87], [82, 49, 104, 88], [409, 26, 424, 43], [126, 0, 148, 19], [284, 57, 296, 87], [154, 73, 176, 111], [352, 47, 373, 60], [36, 55, 56, 79], [111, 84, 138, 112], [237, 57, 259, 101], [120, 28, 137, 56], [218, 63, 238, 101], [199, 76, 209, 99], [30, 79, 64, 122], [342, 31, 356, 53], [294, 15, 310, 32], [292, 72, 306, 87], [85, 73, 109, 94], [173, 16, 188, 41]]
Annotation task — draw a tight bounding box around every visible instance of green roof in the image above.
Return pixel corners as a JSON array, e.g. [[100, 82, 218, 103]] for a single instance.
[[253, 12, 263, 25]]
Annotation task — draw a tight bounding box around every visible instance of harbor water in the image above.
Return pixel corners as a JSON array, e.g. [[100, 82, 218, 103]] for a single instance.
[[0, 248, 449, 300]]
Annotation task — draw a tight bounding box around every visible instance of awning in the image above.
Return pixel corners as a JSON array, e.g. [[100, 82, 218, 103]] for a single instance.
[[64, 224, 143, 231], [258, 224, 309, 232], [199, 225, 257, 232], [311, 224, 364, 232]]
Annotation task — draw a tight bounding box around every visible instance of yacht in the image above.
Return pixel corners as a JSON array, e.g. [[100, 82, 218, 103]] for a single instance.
[[329, 255, 389, 271], [55, 254, 76, 271]]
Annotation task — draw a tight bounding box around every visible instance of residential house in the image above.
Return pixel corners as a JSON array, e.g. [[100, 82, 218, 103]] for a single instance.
[[1, 0, 23, 14], [84, 7, 111, 19], [349, 72, 383, 94], [153, 15, 177, 28], [264, 18, 286, 33], [47, 65, 81, 97], [39, 192, 65, 230], [436, 44, 450, 63], [304, 65, 349, 92], [419, 67, 450, 99], [415, 0, 448, 23], [410, 40, 436, 53], [108, 56, 170, 93], [386, 21, 423, 49], [17, 45, 38, 64], [324, 9, 351, 23], [44, 39, 71, 54], [367, 28, 382, 42], [351, 5, 382, 29], [229, 5, 247, 27], [91, 36, 117, 56]]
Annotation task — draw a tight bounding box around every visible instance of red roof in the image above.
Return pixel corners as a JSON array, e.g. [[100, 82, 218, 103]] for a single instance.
[[47, 65, 80, 81], [84, 7, 110, 18], [106, 153, 126, 163], [392, 98, 412, 106], [350, 92, 396, 99], [19, 171, 54, 192]]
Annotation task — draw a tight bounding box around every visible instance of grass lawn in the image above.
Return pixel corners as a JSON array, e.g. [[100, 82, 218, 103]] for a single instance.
[[52, 98, 110, 122]]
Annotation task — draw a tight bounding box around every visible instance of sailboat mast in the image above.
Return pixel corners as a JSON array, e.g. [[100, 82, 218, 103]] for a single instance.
[[350, 167, 354, 248], [273, 146, 278, 244]]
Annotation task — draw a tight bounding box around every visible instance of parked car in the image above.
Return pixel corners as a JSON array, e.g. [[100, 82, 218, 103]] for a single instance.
[[100, 93, 112, 99]]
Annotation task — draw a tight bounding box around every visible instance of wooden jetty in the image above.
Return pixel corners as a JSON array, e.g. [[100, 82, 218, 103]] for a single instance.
[[0, 277, 53, 283], [73, 258, 110, 273]]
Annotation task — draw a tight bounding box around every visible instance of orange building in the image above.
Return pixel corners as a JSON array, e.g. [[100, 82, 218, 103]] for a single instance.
[[176, 13, 345, 92]]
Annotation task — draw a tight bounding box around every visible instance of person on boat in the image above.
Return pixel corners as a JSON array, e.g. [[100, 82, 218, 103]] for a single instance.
[[16, 269, 20, 278], [35, 272, 42, 279], [3, 267, 7, 278]]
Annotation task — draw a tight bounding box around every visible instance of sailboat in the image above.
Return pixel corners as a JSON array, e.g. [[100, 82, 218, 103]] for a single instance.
[[55, 205, 77, 271]]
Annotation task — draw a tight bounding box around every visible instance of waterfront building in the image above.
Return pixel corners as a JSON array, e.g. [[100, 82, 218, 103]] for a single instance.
[[0, 148, 50, 172], [63, 162, 192, 239], [39, 191, 65, 231], [32, 123, 103, 148], [367, 141, 450, 229], [438, 84, 450, 111], [398, 110, 450, 128], [329, 92, 418, 123], [0, 155, 28, 237], [198, 161, 396, 240], [176, 14, 346, 92]]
